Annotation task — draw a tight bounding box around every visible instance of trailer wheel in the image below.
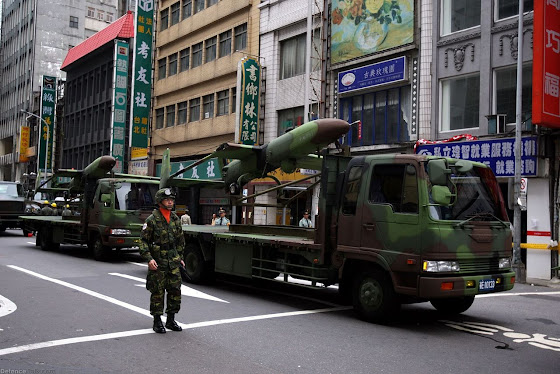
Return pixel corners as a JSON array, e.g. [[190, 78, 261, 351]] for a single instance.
[[430, 296, 475, 315], [182, 243, 208, 283], [92, 236, 111, 261], [39, 227, 59, 251], [353, 269, 399, 323]]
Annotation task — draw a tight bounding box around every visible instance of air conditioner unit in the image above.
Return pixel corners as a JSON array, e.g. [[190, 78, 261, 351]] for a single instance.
[[486, 114, 507, 134], [204, 112, 210, 119]]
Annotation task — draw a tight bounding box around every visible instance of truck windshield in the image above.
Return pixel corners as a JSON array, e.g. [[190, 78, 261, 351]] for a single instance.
[[0, 183, 24, 197], [429, 165, 508, 222], [114, 182, 158, 211]]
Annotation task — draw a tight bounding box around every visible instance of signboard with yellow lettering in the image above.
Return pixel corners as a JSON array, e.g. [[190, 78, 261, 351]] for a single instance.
[[19, 126, 30, 163]]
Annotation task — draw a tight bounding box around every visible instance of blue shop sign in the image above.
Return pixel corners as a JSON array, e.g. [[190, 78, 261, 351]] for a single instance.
[[415, 137, 538, 177], [338, 56, 407, 94]]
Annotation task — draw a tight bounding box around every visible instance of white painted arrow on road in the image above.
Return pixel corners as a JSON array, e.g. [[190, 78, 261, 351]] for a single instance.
[[0, 294, 17, 318], [108, 273, 229, 303]]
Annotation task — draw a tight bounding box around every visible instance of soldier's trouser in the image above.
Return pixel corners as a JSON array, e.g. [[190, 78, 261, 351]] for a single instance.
[[146, 267, 182, 316]]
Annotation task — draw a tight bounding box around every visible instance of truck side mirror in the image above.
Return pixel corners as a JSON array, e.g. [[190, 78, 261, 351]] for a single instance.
[[431, 185, 452, 206], [454, 159, 473, 173], [101, 193, 111, 207], [427, 159, 451, 186]]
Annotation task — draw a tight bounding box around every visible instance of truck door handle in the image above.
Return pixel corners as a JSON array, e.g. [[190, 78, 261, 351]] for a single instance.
[[363, 223, 375, 230]]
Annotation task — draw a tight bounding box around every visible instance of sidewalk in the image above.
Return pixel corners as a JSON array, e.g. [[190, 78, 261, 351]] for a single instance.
[[524, 277, 560, 288]]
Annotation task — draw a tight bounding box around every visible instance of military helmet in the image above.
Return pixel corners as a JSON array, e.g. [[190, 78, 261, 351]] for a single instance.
[[51, 203, 57, 208], [43, 200, 49, 205], [155, 188, 175, 203]]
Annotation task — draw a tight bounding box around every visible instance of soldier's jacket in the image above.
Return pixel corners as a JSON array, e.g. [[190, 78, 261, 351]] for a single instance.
[[139, 208, 185, 270]]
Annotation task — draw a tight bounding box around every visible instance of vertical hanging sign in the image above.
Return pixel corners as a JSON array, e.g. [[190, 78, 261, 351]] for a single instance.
[[129, 0, 153, 160], [40, 75, 56, 172], [111, 40, 129, 173], [19, 126, 30, 162], [235, 57, 260, 145]]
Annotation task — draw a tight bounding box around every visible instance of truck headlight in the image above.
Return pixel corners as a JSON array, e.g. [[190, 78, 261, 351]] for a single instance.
[[110, 229, 131, 235], [498, 257, 512, 269], [423, 260, 460, 272]]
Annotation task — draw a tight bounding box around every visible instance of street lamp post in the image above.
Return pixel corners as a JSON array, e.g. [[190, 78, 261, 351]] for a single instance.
[[20, 109, 49, 181]]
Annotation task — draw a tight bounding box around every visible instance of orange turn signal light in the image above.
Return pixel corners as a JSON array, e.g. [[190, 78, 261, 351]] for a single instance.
[[441, 282, 454, 291]]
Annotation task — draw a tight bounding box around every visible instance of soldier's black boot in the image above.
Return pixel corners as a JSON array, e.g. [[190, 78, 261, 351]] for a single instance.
[[153, 315, 166, 333], [165, 313, 182, 331]]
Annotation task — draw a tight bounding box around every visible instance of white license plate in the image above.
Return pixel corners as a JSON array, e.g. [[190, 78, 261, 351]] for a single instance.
[[479, 279, 496, 291]]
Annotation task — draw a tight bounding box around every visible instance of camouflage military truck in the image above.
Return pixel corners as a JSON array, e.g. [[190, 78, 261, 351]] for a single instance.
[[21, 156, 162, 260], [179, 153, 515, 322], [0, 181, 32, 236]]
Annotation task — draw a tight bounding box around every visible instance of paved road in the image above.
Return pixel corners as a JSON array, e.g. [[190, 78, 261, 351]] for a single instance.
[[0, 230, 559, 374]]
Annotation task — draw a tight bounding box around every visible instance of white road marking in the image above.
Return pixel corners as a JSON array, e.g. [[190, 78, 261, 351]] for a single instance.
[[26, 241, 35, 245], [128, 261, 148, 267], [0, 307, 350, 356], [477, 291, 560, 298], [0, 294, 17, 317], [7, 265, 152, 318], [109, 272, 229, 303]]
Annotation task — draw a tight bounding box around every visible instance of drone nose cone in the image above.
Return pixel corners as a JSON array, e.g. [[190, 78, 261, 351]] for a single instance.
[[312, 119, 350, 144]]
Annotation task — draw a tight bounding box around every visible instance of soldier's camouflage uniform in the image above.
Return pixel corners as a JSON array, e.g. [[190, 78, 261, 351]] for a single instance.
[[139, 208, 185, 316]]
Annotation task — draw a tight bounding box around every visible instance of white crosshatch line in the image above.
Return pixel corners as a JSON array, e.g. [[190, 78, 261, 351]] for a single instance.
[[1, 265, 350, 357]]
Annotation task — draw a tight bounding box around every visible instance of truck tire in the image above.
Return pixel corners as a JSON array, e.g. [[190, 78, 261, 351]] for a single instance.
[[430, 296, 475, 315], [39, 227, 59, 252], [181, 243, 208, 283], [91, 236, 111, 261], [353, 269, 399, 323]]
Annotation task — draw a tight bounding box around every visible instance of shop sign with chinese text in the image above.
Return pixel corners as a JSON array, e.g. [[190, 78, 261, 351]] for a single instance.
[[129, 0, 153, 157], [415, 137, 538, 177], [155, 158, 222, 180], [40, 75, 56, 171], [19, 126, 30, 162], [111, 40, 129, 173], [533, 0, 560, 128], [338, 56, 407, 94], [236, 57, 260, 145]]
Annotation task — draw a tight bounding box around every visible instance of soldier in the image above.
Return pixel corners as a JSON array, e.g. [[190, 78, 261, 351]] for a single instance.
[[50, 202, 58, 216], [139, 188, 186, 334], [180, 208, 192, 225], [215, 209, 230, 225], [62, 204, 72, 217], [299, 210, 313, 228], [40, 201, 53, 216]]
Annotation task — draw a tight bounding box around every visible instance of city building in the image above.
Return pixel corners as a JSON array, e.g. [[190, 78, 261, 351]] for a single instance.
[[0, 0, 119, 182], [151, 0, 260, 221]]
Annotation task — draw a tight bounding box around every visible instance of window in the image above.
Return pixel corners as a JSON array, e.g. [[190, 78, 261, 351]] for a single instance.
[[180, 48, 190, 72], [106, 12, 113, 23], [192, 42, 203, 68], [160, 8, 169, 31], [87, 7, 95, 18], [207, 0, 218, 6], [189, 98, 200, 122], [171, 2, 180, 25], [497, 0, 533, 20], [178, 101, 188, 124], [168, 54, 178, 76], [339, 87, 410, 146], [205, 36, 217, 63], [156, 108, 164, 129], [219, 30, 232, 58], [217, 90, 229, 116], [158, 58, 167, 80], [278, 107, 304, 135], [166, 105, 176, 127], [342, 165, 364, 215], [183, 0, 192, 20], [495, 64, 532, 125], [69, 16, 79, 28], [370, 164, 418, 213], [97, 10, 104, 21], [194, 0, 205, 13], [203, 94, 214, 119], [234, 23, 247, 51], [440, 74, 480, 131], [441, 0, 480, 35], [232, 89, 237, 113], [280, 34, 306, 79]]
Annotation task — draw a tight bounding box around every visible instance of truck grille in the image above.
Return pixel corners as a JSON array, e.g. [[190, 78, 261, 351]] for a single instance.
[[0, 201, 25, 213], [459, 258, 500, 274]]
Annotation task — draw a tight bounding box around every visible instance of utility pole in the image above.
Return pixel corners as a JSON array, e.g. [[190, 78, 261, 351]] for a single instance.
[[513, 0, 526, 283]]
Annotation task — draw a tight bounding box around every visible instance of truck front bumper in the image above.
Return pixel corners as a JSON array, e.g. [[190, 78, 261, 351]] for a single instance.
[[418, 271, 515, 299], [106, 235, 141, 249]]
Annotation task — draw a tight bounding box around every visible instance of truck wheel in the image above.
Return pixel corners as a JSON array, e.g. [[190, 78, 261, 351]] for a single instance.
[[182, 244, 207, 283], [92, 236, 111, 261], [430, 296, 475, 315], [39, 228, 59, 251], [353, 269, 399, 323]]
